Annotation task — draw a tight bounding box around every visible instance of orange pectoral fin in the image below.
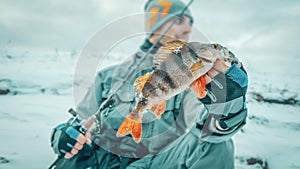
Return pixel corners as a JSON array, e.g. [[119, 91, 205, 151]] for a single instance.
[[190, 75, 207, 98], [116, 113, 142, 143], [150, 100, 166, 119]]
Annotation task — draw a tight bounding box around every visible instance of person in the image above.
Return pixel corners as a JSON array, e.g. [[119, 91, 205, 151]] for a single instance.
[[49, 0, 248, 168]]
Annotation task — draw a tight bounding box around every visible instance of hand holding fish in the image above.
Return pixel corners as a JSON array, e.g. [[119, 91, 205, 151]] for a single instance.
[[190, 58, 230, 98], [191, 51, 248, 131]]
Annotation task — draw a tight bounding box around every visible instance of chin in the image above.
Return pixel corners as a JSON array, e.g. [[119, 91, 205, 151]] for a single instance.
[[176, 36, 189, 42]]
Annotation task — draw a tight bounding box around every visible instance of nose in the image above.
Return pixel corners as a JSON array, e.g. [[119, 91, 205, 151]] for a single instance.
[[182, 18, 191, 34], [177, 17, 191, 41]]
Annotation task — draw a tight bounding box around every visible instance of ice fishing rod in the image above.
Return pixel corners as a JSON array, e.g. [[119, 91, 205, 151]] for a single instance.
[[76, 0, 194, 136]]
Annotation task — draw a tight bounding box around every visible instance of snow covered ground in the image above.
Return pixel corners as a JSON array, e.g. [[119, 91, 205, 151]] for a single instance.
[[0, 50, 300, 169]]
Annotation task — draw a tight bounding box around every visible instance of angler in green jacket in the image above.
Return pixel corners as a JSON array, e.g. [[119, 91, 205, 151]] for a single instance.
[[50, 0, 248, 168]]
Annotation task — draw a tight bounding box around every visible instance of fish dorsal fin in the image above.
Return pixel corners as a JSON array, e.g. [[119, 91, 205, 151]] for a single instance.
[[134, 73, 151, 95], [153, 40, 186, 67]]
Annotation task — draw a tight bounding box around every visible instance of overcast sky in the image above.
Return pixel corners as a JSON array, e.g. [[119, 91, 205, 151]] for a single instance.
[[1, 0, 299, 73]]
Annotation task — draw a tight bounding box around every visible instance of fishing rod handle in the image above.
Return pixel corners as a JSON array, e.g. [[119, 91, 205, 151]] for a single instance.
[[79, 115, 96, 134]]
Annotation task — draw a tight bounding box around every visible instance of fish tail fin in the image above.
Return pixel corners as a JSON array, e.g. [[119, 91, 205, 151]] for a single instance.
[[190, 75, 207, 98], [150, 100, 167, 119], [116, 111, 143, 143]]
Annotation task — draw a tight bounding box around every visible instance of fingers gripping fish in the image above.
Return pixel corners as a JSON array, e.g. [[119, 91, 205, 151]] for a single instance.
[[116, 40, 232, 143]]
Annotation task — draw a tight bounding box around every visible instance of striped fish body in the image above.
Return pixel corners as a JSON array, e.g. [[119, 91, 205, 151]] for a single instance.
[[142, 53, 197, 104], [117, 41, 231, 143], [140, 42, 231, 106]]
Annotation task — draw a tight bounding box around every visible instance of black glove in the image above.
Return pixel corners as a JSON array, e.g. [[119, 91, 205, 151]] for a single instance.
[[50, 123, 92, 158], [199, 63, 248, 130]]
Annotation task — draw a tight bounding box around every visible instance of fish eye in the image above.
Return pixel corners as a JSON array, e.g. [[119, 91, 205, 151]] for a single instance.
[[212, 44, 217, 49], [212, 44, 221, 50]]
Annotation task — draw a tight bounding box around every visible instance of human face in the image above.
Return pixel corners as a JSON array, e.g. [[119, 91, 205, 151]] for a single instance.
[[151, 16, 192, 45]]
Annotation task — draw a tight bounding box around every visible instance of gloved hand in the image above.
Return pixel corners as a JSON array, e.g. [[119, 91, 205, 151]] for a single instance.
[[50, 123, 92, 159], [190, 57, 248, 130]]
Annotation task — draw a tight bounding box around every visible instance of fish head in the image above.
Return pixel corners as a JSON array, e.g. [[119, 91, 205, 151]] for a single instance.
[[181, 42, 232, 77], [210, 43, 232, 62], [186, 42, 231, 62]]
